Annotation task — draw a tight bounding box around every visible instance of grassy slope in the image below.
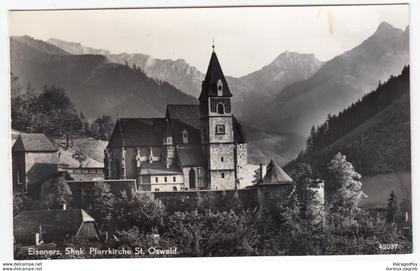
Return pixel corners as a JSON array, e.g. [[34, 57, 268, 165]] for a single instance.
[[54, 138, 107, 168]]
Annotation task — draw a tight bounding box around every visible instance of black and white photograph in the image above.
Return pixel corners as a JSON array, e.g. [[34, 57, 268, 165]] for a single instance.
[[2, 2, 416, 265]]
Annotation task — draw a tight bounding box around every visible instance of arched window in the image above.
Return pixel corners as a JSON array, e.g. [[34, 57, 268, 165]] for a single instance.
[[114, 159, 120, 178], [172, 186, 178, 191], [217, 103, 224, 114], [189, 168, 196, 189]]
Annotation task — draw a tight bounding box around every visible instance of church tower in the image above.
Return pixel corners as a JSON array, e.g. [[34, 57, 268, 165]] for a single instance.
[[199, 48, 236, 190]]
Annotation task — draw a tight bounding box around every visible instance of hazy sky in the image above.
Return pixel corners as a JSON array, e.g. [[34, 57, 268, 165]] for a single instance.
[[9, 5, 409, 77]]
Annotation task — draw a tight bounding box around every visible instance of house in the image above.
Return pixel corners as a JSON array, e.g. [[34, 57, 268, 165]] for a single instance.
[[12, 133, 59, 195], [13, 209, 100, 246], [104, 50, 247, 191]]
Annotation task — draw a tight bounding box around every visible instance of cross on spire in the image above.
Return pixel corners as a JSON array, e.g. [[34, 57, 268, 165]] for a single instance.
[[212, 38, 215, 52]]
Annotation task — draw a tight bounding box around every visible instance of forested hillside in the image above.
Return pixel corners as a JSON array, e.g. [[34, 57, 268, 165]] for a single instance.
[[10, 36, 197, 120], [287, 66, 410, 176]]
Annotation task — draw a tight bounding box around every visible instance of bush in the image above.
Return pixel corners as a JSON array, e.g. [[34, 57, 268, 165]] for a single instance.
[[111, 191, 166, 232]]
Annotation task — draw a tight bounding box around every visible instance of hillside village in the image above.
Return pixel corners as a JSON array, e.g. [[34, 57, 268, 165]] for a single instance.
[[10, 21, 412, 258]]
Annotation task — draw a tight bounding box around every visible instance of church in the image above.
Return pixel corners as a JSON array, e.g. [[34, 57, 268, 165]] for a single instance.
[[104, 50, 248, 191]]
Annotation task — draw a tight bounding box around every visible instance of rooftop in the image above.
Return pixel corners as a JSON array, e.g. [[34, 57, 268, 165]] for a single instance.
[[14, 209, 96, 244], [12, 133, 58, 152], [139, 161, 183, 175], [255, 160, 293, 186]]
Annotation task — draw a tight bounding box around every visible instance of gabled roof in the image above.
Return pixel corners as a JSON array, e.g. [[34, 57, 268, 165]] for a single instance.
[[12, 133, 57, 152], [166, 104, 201, 130], [107, 118, 166, 148], [256, 160, 293, 186], [139, 161, 183, 176], [166, 105, 201, 144], [107, 105, 247, 148], [14, 209, 96, 244], [199, 52, 232, 100], [176, 146, 206, 167]]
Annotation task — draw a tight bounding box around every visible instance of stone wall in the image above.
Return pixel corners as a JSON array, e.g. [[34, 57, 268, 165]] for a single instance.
[[151, 185, 294, 215], [208, 116, 234, 143], [209, 144, 235, 170], [210, 170, 235, 190], [151, 189, 258, 214], [236, 143, 247, 183]]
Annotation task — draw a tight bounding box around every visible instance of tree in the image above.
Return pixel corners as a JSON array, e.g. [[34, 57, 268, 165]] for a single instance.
[[12, 84, 83, 137], [41, 175, 73, 209], [11, 74, 33, 132], [90, 115, 115, 140], [290, 163, 324, 224], [93, 182, 115, 231], [80, 112, 91, 136], [386, 190, 398, 223], [111, 191, 166, 232], [72, 151, 87, 168], [252, 166, 262, 184], [325, 153, 366, 212]]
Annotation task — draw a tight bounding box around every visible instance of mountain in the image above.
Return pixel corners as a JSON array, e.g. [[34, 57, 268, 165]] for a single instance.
[[249, 22, 409, 144], [46, 38, 324, 118], [13, 36, 70, 55], [45, 38, 323, 165], [10, 36, 197, 120], [47, 38, 204, 98], [47, 38, 110, 55], [228, 51, 324, 118], [286, 66, 410, 176], [237, 51, 323, 96]]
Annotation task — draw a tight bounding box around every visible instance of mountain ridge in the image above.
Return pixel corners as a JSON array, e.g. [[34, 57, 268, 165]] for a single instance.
[[248, 22, 409, 143]]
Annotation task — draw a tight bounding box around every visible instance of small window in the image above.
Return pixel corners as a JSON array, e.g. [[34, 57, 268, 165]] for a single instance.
[[164, 177, 167, 182], [221, 157, 224, 162], [155, 177, 158, 183], [221, 172, 225, 178], [216, 125, 225, 134], [172, 186, 178, 191], [155, 188, 160, 192], [173, 176, 176, 182], [217, 79, 223, 96], [182, 129, 188, 144]]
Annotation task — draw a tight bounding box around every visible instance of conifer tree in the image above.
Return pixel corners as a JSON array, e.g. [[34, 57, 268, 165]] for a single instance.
[[386, 190, 398, 223], [325, 153, 366, 212]]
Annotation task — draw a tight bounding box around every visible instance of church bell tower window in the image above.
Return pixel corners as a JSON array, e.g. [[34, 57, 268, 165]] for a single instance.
[[216, 124, 225, 134], [217, 103, 224, 114], [217, 79, 223, 96]]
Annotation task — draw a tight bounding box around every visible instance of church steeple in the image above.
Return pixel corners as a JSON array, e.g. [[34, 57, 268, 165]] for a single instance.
[[199, 50, 232, 100]]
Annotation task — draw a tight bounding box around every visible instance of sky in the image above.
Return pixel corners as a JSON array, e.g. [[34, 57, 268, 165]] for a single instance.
[[9, 5, 409, 77]]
